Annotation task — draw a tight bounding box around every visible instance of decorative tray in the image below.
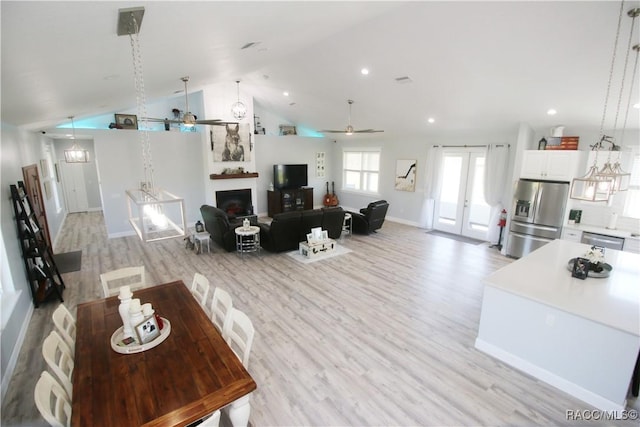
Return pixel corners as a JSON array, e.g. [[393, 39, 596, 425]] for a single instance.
[[566, 258, 612, 279], [110, 317, 171, 354]]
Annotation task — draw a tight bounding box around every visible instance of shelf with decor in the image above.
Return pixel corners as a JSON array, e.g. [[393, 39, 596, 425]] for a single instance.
[[209, 173, 259, 180]]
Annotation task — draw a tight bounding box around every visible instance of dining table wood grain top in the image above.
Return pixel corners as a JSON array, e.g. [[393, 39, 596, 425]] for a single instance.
[[71, 280, 256, 427]]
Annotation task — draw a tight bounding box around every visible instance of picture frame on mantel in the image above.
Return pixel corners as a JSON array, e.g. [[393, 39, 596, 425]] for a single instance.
[[114, 114, 138, 130]]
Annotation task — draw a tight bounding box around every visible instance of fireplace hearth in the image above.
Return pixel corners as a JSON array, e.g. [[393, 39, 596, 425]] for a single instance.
[[216, 189, 253, 219]]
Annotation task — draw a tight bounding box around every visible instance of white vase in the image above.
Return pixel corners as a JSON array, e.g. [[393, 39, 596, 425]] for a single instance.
[[243, 218, 250, 229], [129, 298, 144, 344], [118, 286, 134, 339]]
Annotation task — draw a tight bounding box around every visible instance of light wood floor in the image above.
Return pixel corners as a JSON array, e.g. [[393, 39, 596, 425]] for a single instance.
[[2, 212, 638, 426]]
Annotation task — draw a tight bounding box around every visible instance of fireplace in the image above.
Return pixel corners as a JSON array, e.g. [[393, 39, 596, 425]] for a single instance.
[[216, 189, 253, 219]]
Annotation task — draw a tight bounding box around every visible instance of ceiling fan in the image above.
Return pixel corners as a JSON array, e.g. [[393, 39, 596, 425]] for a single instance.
[[143, 76, 233, 127], [319, 99, 384, 135]]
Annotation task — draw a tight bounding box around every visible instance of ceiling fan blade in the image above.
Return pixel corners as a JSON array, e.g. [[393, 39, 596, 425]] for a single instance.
[[141, 117, 174, 123], [354, 129, 384, 133], [194, 119, 225, 125], [318, 130, 347, 133]]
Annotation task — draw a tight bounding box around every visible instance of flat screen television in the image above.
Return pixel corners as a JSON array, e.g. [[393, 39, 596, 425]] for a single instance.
[[273, 164, 308, 190]]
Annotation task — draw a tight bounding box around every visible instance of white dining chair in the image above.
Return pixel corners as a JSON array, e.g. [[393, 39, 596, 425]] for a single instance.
[[42, 330, 74, 399], [210, 287, 233, 333], [190, 273, 210, 310], [197, 409, 221, 426], [222, 308, 255, 369], [34, 370, 72, 427], [100, 266, 145, 298], [52, 303, 76, 353], [222, 308, 255, 427]]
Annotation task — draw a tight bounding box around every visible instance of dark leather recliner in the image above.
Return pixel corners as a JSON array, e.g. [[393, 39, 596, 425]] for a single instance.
[[200, 205, 242, 252], [259, 208, 345, 253], [350, 200, 389, 234]]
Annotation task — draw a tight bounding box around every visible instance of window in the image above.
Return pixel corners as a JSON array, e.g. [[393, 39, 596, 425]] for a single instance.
[[343, 148, 380, 193], [623, 150, 640, 219]]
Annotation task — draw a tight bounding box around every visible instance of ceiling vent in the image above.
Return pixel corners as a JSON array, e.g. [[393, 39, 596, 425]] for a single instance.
[[394, 76, 413, 84]]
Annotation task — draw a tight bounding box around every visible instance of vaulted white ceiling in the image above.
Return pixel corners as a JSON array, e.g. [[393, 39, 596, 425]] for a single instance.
[[2, 1, 639, 140]]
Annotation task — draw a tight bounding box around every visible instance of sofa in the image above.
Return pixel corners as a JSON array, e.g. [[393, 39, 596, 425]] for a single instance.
[[200, 205, 244, 252], [259, 207, 345, 253], [349, 200, 389, 234]]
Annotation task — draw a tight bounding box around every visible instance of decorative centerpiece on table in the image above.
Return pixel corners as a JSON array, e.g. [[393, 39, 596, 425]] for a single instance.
[[567, 245, 612, 279]]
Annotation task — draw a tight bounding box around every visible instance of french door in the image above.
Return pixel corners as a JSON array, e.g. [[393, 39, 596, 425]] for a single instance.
[[433, 149, 490, 240]]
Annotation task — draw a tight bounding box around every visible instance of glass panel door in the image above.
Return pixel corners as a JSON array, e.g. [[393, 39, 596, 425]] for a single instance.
[[433, 149, 490, 240]]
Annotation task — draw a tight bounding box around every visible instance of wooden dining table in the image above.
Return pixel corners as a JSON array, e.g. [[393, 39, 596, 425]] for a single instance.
[[71, 280, 256, 426]]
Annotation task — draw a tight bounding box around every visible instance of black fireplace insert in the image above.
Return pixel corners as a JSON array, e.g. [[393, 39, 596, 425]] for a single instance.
[[216, 189, 253, 219]]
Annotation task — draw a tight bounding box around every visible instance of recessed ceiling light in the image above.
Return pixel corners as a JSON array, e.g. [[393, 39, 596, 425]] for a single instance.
[[103, 74, 119, 80], [283, 91, 289, 97], [633, 103, 640, 109], [547, 109, 557, 115], [361, 68, 369, 75], [427, 117, 435, 124]]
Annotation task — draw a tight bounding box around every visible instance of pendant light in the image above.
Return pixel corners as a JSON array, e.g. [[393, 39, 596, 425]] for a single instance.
[[595, 8, 639, 193], [570, 3, 637, 202], [118, 7, 186, 243], [231, 80, 247, 120], [63, 116, 89, 163]]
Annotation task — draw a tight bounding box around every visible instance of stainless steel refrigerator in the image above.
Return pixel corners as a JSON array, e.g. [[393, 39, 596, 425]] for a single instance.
[[506, 179, 569, 258]]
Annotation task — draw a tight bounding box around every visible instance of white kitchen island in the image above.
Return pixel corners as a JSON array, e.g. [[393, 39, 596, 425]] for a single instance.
[[476, 239, 640, 411]]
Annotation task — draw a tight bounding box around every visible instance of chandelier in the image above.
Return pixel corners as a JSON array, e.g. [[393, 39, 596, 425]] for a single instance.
[[231, 80, 247, 120], [63, 116, 89, 163], [570, 4, 640, 202], [118, 7, 186, 242]]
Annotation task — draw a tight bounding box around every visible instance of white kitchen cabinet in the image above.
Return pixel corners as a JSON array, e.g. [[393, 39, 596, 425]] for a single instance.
[[561, 227, 582, 243], [521, 150, 582, 181]]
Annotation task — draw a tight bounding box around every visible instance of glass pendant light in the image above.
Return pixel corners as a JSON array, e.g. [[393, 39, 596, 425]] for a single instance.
[[570, 4, 638, 202], [231, 80, 247, 120], [118, 7, 186, 243], [64, 116, 89, 163]]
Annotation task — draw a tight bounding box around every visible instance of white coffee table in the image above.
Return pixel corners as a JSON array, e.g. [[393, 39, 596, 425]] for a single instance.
[[235, 226, 261, 258]]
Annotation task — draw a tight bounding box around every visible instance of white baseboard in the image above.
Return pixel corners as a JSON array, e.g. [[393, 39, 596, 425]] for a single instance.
[[1, 302, 34, 400], [474, 338, 627, 412]]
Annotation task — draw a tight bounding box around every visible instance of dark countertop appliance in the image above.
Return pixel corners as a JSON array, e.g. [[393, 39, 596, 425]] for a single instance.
[[506, 179, 569, 258]]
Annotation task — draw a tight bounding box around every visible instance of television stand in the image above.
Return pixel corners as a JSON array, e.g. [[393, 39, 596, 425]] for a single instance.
[[267, 188, 313, 217]]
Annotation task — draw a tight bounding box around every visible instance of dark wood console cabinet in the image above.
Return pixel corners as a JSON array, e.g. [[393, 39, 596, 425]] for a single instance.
[[267, 188, 313, 217]]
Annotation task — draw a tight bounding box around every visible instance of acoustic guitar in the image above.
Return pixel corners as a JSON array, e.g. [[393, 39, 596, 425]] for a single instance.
[[329, 181, 339, 206], [323, 182, 333, 207]]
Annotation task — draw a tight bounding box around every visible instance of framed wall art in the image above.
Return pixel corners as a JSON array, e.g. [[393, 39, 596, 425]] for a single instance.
[[316, 152, 326, 177], [211, 123, 251, 162], [395, 159, 417, 192], [115, 114, 138, 130]]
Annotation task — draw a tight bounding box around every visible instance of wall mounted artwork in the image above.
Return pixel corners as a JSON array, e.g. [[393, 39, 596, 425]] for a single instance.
[[395, 159, 417, 192], [316, 152, 326, 177], [211, 123, 251, 162]]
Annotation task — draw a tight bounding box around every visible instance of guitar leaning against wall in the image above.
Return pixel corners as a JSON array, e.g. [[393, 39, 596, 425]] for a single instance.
[[328, 182, 339, 207], [323, 182, 333, 207]]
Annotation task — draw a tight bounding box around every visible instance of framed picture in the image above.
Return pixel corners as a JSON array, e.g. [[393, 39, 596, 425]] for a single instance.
[[135, 315, 161, 344], [210, 123, 251, 162], [316, 152, 326, 177], [571, 257, 590, 280], [395, 159, 417, 192], [115, 114, 138, 130], [279, 125, 297, 136]]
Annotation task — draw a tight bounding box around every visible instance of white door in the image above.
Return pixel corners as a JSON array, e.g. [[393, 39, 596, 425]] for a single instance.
[[60, 162, 89, 213], [433, 149, 490, 240]]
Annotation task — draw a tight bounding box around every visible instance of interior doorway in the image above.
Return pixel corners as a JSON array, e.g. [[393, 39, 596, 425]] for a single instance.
[[59, 162, 89, 213], [433, 148, 490, 240], [22, 164, 52, 248]]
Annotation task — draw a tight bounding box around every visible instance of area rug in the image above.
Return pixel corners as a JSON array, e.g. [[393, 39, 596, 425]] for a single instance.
[[53, 250, 82, 273], [286, 245, 353, 264], [426, 230, 486, 245]]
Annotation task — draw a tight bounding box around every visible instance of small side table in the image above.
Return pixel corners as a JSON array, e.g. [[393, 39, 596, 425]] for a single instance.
[[235, 226, 261, 258], [193, 232, 211, 254]]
